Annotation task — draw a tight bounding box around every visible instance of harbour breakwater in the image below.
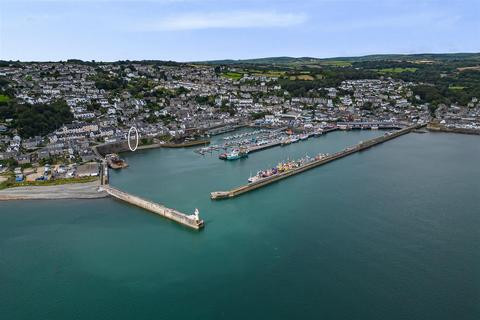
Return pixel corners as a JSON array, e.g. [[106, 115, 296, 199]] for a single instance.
[[100, 161, 204, 230], [101, 185, 204, 230], [211, 124, 425, 199]]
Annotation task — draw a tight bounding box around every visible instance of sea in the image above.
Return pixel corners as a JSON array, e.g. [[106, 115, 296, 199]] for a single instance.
[[0, 129, 479, 320]]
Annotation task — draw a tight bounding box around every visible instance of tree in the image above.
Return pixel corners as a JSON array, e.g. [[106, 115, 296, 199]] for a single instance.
[[0, 100, 74, 138]]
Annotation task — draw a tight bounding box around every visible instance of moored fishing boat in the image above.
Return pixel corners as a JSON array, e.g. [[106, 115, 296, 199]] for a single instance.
[[281, 138, 292, 146], [220, 148, 249, 160], [218, 153, 227, 160], [106, 153, 128, 169], [247, 153, 329, 184]]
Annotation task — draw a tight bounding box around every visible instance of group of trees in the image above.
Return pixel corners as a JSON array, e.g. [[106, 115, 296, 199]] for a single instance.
[[0, 100, 73, 138], [278, 68, 379, 97], [194, 95, 215, 106], [412, 81, 479, 107], [0, 77, 14, 100], [92, 70, 126, 91], [351, 59, 480, 106], [224, 57, 479, 107], [219, 101, 236, 116], [251, 111, 272, 120]]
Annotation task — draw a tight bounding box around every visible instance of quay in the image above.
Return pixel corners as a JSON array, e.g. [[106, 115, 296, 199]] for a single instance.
[[427, 122, 480, 135], [211, 124, 425, 200], [101, 185, 204, 230], [246, 127, 333, 154], [336, 121, 402, 130], [248, 140, 282, 153], [200, 123, 395, 158]]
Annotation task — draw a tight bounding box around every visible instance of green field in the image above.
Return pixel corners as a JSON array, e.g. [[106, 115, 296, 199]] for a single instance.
[[0, 94, 10, 103], [320, 60, 352, 67], [252, 70, 285, 78], [222, 72, 243, 80], [378, 67, 418, 73], [449, 85, 465, 90]]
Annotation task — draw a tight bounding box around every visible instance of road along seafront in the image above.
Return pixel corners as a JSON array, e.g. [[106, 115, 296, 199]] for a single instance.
[[211, 124, 425, 200]]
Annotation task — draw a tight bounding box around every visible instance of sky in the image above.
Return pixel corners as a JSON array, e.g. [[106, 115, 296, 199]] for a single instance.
[[0, 0, 479, 61]]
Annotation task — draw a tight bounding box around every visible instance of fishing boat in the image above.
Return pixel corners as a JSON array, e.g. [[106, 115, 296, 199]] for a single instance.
[[220, 148, 249, 160], [106, 153, 128, 169], [247, 153, 328, 184], [226, 149, 248, 160], [281, 138, 292, 146], [300, 133, 309, 140], [248, 174, 262, 184], [257, 140, 269, 146]]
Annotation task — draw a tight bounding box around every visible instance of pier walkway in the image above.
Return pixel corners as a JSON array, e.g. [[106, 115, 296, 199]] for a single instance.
[[101, 185, 204, 230], [211, 124, 425, 200]]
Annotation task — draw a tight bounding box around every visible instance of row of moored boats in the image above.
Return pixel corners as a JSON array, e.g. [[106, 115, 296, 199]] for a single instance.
[[248, 153, 329, 184]]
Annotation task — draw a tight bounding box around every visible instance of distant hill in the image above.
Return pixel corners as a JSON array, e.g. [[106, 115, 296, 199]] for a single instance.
[[2, 53, 479, 66], [197, 53, 480, 66]]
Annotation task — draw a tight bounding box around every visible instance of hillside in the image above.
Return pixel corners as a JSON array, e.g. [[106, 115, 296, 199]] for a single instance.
[[198, 53, 480, 66]]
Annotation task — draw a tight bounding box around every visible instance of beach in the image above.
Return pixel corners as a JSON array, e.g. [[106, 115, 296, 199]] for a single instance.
[[0, 180, 107, 200]]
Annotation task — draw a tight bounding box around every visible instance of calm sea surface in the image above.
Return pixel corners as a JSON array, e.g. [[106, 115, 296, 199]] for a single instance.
[[0, 130, 479, 320]]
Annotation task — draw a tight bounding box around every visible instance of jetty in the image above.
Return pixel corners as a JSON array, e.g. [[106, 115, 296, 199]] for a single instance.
[[248, 140, 283, 153], [101, 185, 204, 230], [211, 124, 425, 200], [99, 161, 204, 230]]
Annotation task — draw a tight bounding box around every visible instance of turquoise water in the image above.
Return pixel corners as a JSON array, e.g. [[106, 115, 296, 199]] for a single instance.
[[0, 131, 479, 319]]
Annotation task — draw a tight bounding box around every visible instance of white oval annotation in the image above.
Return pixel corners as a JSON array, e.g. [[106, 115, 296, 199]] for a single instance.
[[128, 126, 139, 152]]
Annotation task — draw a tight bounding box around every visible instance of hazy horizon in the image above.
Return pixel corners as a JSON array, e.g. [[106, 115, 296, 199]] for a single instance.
[[2, 51, 480, 64]]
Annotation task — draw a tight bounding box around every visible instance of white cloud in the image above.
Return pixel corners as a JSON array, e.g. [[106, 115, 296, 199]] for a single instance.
[[141, 11, 307, 31]]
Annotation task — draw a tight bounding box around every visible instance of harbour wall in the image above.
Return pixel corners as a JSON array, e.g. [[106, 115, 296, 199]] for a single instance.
[[211, 124, 424, 199], [94, 141, 130, 156], [427, 123, 480, 135], [102, 185, 204, 230], [94, 139, 211, 157]]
